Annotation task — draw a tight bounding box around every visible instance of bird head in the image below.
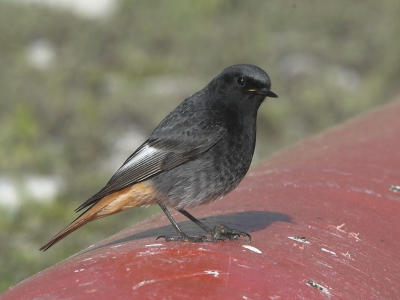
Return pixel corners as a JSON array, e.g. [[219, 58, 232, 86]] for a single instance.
[[209, 64, 278, 107]]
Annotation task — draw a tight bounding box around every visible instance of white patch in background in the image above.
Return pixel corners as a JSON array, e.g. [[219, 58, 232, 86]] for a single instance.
[[332, 66, 360, 91], [24, 175, 62, 203], [26, 39, 55, 70], [19, 0, 116, 19], [278, 53, 316, 78], [0, 174, 63, 210], [0, 177, 20, 211]]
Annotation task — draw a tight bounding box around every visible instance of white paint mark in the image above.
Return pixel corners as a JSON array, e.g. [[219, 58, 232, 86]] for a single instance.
[[145, 243, 163, 247], [389, 185, 400, 193], [237, 264, 251, 269], [321, 248, 337, 256], [81, 257, 93, 262], [282, 181, 301, 188], [349, 232, 361, 242], [136, 249, 160, 257], [242, 245, 262, 254], [132, 279, 156, 290], [79, 281, 94, 287], [329, 232, 344, 239], [111, 256, 117, 259], [329, 223, 361, 241], [306, 280, 331, 296], [74, 268, 85, 273], [335, 223, 346, 233], [242, 296, 248, 300], [350, 186, 382, 197], [126, 267, 131, 272], [322, 168, 352, 176], [288, 236, 310, 244], [204, 270, 220, 278], [316, 261, 333, 269], [341, 251, 352, 259], [111, 244, 123, 248]]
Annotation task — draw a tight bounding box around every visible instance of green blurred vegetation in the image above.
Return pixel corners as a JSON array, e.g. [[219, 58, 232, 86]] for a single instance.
[[1, 0, 399, 292]]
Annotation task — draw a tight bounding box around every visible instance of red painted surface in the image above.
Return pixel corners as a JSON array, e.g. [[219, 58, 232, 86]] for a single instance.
[[2, 99, 400, 299]]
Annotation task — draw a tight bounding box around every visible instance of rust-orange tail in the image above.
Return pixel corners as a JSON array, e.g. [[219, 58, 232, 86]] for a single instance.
[[40, 182, 156, 251]]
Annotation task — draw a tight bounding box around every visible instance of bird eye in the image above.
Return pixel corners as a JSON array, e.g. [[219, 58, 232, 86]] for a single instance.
[[237, 76, 246, 87]]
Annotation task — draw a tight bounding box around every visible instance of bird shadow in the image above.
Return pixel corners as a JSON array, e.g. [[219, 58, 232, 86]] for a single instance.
[[83, 210, 291, 254]]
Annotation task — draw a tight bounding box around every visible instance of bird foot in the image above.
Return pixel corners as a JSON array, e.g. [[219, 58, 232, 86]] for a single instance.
[[156, 225, 251, 243], [156, 233, 214, 242], [211, 224, 252, 242]]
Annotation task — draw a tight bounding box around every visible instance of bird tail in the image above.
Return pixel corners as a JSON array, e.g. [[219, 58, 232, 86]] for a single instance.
[[39, 206, 97, 251], [39, 182, 156, 251]]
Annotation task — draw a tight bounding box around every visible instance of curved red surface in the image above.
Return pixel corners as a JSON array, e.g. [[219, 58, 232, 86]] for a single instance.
[[2, 99, 400, 299]]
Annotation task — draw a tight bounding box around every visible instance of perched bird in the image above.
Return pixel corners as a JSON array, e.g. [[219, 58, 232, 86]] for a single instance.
[[40, 64, 278, 251]]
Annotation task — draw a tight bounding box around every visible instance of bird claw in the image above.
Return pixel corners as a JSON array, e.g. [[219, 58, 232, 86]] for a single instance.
[[212, 225, 252, 242]]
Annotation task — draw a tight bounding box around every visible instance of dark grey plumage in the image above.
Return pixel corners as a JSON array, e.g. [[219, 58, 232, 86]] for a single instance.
[[76, 64, 277, 212]]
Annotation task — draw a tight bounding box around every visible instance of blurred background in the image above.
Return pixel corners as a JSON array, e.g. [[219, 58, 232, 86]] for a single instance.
[[1, 0, 399, 292]]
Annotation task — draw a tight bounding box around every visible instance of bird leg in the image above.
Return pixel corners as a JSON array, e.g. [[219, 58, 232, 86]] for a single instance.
[[178, 209, 213, 233], [157, 203, 213, 242]]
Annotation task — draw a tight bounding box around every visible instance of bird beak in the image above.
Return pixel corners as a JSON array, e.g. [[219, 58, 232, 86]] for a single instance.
[[248, 88, 278, 98]]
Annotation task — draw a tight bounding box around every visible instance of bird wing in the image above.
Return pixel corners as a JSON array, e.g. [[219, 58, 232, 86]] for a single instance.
[[75, 115, 226, 212]]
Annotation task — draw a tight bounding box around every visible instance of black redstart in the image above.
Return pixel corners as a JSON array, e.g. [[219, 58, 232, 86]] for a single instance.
[[40, 64, 278, 251]]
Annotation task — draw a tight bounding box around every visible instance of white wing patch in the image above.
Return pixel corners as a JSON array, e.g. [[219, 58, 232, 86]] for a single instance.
[[117, 144, 159, 174]]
